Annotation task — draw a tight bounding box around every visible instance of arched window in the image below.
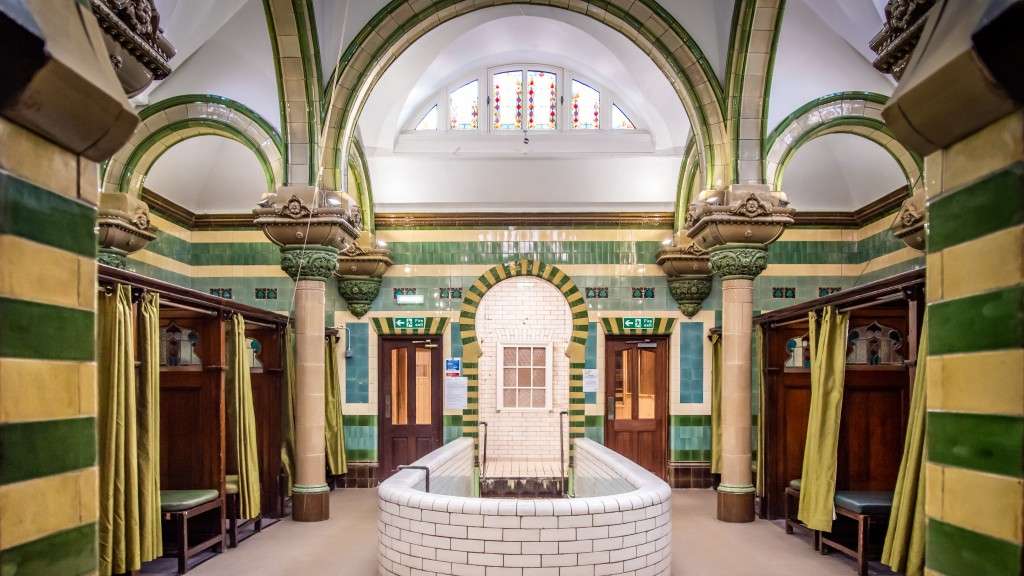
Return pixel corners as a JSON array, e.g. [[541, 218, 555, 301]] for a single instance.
[[404, 63, 640, 135], [448, 80, 479, 130], [415, 105, 438, 130]]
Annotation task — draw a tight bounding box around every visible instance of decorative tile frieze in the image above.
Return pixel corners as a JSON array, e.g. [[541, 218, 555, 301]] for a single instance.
[[585, 286, 609, 299], [254, 287, 278, 300], [771, 287, 796, 299], [209, 288, 232, 299], [818, 287, 842, 297]]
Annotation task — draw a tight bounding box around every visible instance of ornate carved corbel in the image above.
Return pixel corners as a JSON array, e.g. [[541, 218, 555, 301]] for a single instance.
[[97, 192, 157, 269]]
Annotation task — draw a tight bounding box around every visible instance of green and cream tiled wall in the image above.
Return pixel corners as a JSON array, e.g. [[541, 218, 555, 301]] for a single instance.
[[128, 211, 922, 466], [922, 111, 1023, 576], [0, 118, 101, 573]]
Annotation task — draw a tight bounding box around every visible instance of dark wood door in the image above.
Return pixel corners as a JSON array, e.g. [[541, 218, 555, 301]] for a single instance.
[[379, 337, 443, 479], [604, 337, 668, 478]]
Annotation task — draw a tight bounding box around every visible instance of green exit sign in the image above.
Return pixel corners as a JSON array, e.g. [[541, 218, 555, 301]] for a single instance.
[[622, 317, 655, 329], [393, 317, 426, 329]]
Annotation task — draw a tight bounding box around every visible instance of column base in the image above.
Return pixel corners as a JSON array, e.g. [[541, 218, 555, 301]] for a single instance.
[[716, 490, 755, 523], [292, 490, 330, 522]]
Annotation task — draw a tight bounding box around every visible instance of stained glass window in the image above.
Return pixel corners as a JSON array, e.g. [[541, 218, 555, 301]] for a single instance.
[[571, 80, 600, 129], [492, 70, 522, 130], [416, 105, 438, 130], [497, 343, 550, 410], [448, 81, 478, 130], [612, 104, 636, 129], [526, 70, 558, 130]]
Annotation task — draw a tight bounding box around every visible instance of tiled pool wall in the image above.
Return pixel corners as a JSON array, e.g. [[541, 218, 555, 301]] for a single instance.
[[130, 217, 924, 481], [378, 438, 672, 576]]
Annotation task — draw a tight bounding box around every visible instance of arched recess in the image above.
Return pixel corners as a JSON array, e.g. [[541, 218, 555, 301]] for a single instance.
[[319, 0, 728, 198], [347, 138, 375, 235], [103, 95, 284, 197], [458, 259, 589, 461], [764, 92, 922, 192]]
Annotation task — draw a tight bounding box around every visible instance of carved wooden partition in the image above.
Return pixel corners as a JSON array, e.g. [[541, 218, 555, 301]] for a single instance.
[[761, 304, 917, 519], [158, 310, 227, 498], [245, 324, 284, 518]]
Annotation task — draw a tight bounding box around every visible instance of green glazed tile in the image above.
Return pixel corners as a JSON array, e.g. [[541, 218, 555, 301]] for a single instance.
[[929, 285, 1024, 355], [926, 519, 1022, 576], [0, 417, 96, 484], [0, 522, 97, 576], [927, 411, 1023, 477], [929, 163, 1024, 253], [0, 298, 95, 361]]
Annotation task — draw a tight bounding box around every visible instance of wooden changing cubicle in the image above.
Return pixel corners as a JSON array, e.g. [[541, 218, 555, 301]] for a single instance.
[[755, 269, 925, 520]]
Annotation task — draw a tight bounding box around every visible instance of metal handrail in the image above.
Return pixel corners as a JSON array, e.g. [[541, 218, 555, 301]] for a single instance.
[[396, 465, 430, 493], [558, 410, 568, 496], [479, 422, 489, 479]]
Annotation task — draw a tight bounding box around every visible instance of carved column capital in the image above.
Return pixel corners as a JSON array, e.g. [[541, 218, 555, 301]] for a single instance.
[[708, 245, 768, 280], [281, 245, 339, 282]]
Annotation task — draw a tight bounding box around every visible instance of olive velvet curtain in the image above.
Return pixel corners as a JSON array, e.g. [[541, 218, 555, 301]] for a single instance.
[[228, 314, 261, 519], [98, 284, 141, 575], [137, 292, 162, 561], [882, 313, 929, 575], [281, 327, 297, 495], [710, 332, 723, 475], [797, 306, 850, 532], [325, 334, 347, 476]]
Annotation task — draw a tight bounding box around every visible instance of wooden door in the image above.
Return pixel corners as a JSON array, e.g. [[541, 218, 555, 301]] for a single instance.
[[604, 337, 668, 478], [378, 337, 443, 479]]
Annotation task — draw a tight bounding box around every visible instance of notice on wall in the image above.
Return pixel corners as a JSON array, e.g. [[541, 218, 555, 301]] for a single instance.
[[445, 357, 462, 377], [583, 369, 599, 394], [444, 376, 468, 410]]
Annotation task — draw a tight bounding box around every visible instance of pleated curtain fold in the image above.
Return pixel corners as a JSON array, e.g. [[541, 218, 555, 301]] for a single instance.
[[325, 333, 347, 476], [710, 332, 723, 475], [797, 306, 850, 532], [882, 313, 929, 576], [98, 284, 141, 575], [137, 292, 162, 562], [228, 314, 262, 519], [281, 327, 297, 495]]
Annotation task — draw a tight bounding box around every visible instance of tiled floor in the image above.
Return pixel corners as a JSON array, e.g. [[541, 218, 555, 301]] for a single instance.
[[186, 488, 893, 576]]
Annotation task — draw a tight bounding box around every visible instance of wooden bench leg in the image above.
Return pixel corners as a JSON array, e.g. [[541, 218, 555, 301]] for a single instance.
[[176, 513, 188, 575], [858, 515, 870, 576], [785, 491, 794, 534]]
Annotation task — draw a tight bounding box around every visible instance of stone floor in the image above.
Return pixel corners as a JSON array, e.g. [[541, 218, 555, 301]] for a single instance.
[[184, 488, 893, 576]]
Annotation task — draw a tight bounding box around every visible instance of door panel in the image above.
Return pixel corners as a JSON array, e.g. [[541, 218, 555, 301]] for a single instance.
[[604, 338, 668, 479], [379, 338, 442, 479]]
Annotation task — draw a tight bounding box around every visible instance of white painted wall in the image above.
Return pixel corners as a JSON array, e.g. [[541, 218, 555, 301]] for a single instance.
[[145, 136, 268, 212], [477, 277, 571, 462]]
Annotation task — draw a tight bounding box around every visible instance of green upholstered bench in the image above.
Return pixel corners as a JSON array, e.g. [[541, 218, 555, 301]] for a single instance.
[[160, 490, 224, 574], [225, 474, 263, 548], [821, 491, 894, 576]]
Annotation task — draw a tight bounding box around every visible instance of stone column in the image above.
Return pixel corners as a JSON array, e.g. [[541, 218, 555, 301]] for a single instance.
[[255, 187, 358, 522], [686, 185, 793, 523], [709, 247, 766, 522], [283, 247, 339, 520]]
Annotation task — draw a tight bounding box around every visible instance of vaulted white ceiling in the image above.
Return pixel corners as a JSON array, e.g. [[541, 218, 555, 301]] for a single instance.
[[132, 0, 909, 216]]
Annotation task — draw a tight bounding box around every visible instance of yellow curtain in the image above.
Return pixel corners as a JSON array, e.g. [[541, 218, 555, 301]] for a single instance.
[[228, 314, 261, 519], [883, 313, 929, 575], [325, 334, 347, 475], [710, 332, 723, 475], [798, 306, 849, 532], [281, 327, 297, 495], [98, 284, 141, 575], [754, 324, 766, 497], [137, 291, 162, 561]]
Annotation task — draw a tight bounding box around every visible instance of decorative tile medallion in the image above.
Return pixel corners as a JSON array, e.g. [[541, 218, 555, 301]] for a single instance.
[[632, 287, 655, 299], [393, 287, 416, 301], [439, 287, 463, 299], [254, 287, 278, 300], [585, 287, 609, 299], [772, 286, 796, 299], [210, 288, 232, 299], [818, 286, 842, 297]]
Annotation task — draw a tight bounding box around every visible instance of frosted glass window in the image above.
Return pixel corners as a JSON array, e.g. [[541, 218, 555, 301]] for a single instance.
[[612, 104, 636, 129], [526, 70, 558, 130], [571, 80, 600, 129], [415, 105, 438, 130], [497, 344, 551, 410], [492, 71, 522, 130], [448, 81, 478, 130]]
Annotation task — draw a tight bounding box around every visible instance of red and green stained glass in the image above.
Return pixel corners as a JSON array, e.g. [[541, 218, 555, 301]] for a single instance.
[[448, 80, 479, 130], [527, 70, 557, 130], [571, 80, 600, 130], [492, 71, 522, 130]]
